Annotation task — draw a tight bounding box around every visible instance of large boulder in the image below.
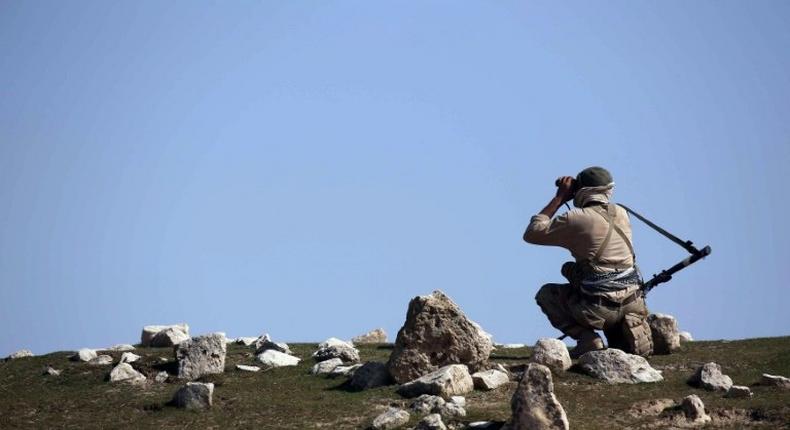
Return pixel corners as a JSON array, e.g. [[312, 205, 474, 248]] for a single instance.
[[387, 291, 493, 384], [311, 358, 344, 375], [530, 338, 571, 373], [348, 362, 391, 390], [371, 407, 410, 430], [71, 348, 97, 362], [353, 328, 388, 344], [172, 382, 214, 410], [397, 364, 474, 398], [313, 343, 360, 364], [578, 349, 663, 384], [175, 333, 227, 380], [141, 323, 189, 347], [6, 349, 34, 360], [109, 363, 146, 385], [509, 363, 569, 430], [472, 369, 509, 391], [648, 313, 680, 354], [688, 362, 732, 391], [258, 349, 300, 368], [253, 333, 291, 355]]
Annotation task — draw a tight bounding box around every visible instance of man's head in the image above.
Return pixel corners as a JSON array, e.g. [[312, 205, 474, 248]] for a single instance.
[[575, 166, 613, 189], [573, 166, 615, 208]]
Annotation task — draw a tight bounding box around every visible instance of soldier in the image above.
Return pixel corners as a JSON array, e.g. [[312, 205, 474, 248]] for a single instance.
[[523, 166, 653, 358]]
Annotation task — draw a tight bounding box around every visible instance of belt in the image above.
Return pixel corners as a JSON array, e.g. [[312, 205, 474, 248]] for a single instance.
[[581, 291, 640, 308]]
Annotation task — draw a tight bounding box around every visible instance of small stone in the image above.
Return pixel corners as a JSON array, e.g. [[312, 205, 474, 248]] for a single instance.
[[414, 413, 447, 430], [312, 343, 360, 363], [530, 338, 572, 373], [472, 369, 509, 391], [175, 333, 227, 380], [411, 394, 446, 414], [71, 348, 97, 362], [348, 361, 391, 390], [319, 337, 354, 349], [352, 328, 388, 344], [578, 349, 663, 384], [151, 327, 190, 347], [141, 323, 189, 347], [172, 382, 214, 410], [467, 422, 497, 429], [397, 364, 474, 398], [254, 333, 292, 355], [647, 313, 680, 354], [678, 331, 693, 342], [109, 363, 146, 385], [311, 358, 343, 375], [688, 362, 732, 391], [6, 349, 34, 360], [257, 349, 300, 367], [106, 344, 136, 352], [761, 373, 790, 389], [88, 355, 113, 366], [236, 364, 261, 372], [435, 401, 466, 420], [43, 366, 62, 376], [510, 363, 569, 430], [155, 371, 169, 382], [371, 407, 410, 430], [120, 352, 141, 364], [681, 394, 711, 424], [725, 385, 753, 398], [449, 396, 465, 407], [234, 337, 258, 347]]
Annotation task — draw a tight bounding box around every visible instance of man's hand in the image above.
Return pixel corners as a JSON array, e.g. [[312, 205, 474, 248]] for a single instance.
[[555, 176, 575, 203]]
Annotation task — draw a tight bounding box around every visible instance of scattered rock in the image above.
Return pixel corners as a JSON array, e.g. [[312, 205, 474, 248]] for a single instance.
[[627, 398, 676, 418], [472, 369, 509, 391], [397, 364, 474, 398], [761, 373, 790, 389], [311, 358, 343, 375], [42, 366, 62, 376], [106, 344, 135, 352], [319, 337, 354, 349], [175, 333, 227, 380], [109, 363, 146, 385], [411, 394, 446, 414], [371, 407, 410, 430], [141, 323, 189, 347], [435, 400, 466, 420], [151, 327, 190, 347], [648, 313, 680, 354], [313, 343, 360, 364], [120, 352, 141, 364], [414, 413, 447, 430], [688, 362, 732, 391], [6, 349, 34, 360], [234, 337, 258, 347], [348, 361, 391, 390], [353, 328, 388, 344], [254, 333, 292, 355], [88, 355, 114, 366], [578, 349, 663, 384], [510, 363, 569, 430], [257, 349, 300, 368], [449, 396, 465, 408], [725, 385, 753, 398], [329, 363, 363, 378], [236, 364, 261, 372], [172, 382, 214, 410], [71, 348, 97, 362], [155, 371, 169, 383], [467, 422, 498, 429], [679, 331, 694, 342], [681, 394, 711, 425], [530, 338, 571, 373], [387, 290, 493, 384]]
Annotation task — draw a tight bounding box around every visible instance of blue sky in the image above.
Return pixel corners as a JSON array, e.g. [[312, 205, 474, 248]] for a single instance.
[[1, 1, 788, 356]]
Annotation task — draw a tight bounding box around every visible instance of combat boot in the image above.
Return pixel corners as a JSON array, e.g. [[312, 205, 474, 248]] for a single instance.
[[569, 333, 604, 359]]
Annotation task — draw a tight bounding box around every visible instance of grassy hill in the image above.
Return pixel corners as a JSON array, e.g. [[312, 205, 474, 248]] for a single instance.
[[1, 337, 788, 429]]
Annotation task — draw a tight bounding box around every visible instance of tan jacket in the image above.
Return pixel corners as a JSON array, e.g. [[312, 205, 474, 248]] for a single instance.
[[524, 204, 635, 273]]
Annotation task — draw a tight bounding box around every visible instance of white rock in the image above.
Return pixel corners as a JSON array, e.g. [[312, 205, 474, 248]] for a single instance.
[[106, 344, 135, 352], [499, 343, 527, 349], [236, 364, 261, 372], [151, 327, 190, 347], [761, 373, 790, 389], [472, 369, 509, 390], [397, 364, 474, 398], [141, 323, 189, 347], [510, 363, 569, 430], [71, 348, 97, 362], [175, 333, 227, 380], [234, 337, 258, 346], [449, 396, 466, 407], [352, 328, 387, 344], [311, 358, 343, 375], [109, 363, 146, 385], [312, 343, 360, 363], [120, 352, 141, 364], [328, 363, 363, 378], [467, 422, 497, 429], [371, 407, 410, 430], [578, 349, 663, 384], [410, 394, 446, 414], [647, 313, 680, 354], [173, 382, 214, 410], [257, 349, 300, 368], [254, 333, 292, 354], [725, 385, 753, 398], [43, 366, 61, 376], [414, 413, 447, 430], [435, 400, 466, 420], [319, 337, 354, 349], [88, 355, 114, 366], [678, 331, 694, 342], [681, 394, 711, 424], [688, 362, 732, 391], [155, 371, 169, 382], [6, 349, 34, 360], [530, 338, 572, 373]]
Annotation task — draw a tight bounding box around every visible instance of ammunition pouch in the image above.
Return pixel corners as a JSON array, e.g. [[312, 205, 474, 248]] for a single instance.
[[619, 313, 653, 357]]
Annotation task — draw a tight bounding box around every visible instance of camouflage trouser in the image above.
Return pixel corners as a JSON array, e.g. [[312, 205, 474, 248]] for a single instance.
[[535, 282, 652, 355]]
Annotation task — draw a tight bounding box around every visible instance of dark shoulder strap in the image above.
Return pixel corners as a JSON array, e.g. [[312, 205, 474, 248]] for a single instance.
[[590, 204, 635, 266]]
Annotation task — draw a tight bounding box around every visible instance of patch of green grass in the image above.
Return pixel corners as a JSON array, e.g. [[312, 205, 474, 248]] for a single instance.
[[1, 338, 788, 429]]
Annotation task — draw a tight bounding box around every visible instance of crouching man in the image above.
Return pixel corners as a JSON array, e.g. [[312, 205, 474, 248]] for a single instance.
[[523, 166, 653, 358]]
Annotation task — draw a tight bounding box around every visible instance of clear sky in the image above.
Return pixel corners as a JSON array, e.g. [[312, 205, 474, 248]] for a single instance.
[[1, 1, 789, 356]]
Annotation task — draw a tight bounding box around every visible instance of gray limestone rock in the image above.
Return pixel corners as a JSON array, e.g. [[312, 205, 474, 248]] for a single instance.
[[348, 361, 391, 390], [172, 382, 214, 410], [688, 362, 732, 391], [257, 349, 300, 367], [88, 355, 113, 366], [648, 313, 680, 354], [106, 344, 135, 352], [472, 369, 509, 391], [120, 352, 141, 364], [761, 373, 790, 389], [43, 366, 62, 376], [151, 327, 190, 347], [578, 349, 663, 384], [109, 363, 146, 385], [233, 337, 258, 346], [175, 333, 227, 380], [410, 394, 446, 414], [236, 364, 261, 372], [311, 358, 343, 375], [509, 363, 569, 430], [313, 343, 360, 364], [725, 385, 753, 398], [371, 407, 410, 430], [678, 331, 694, 343], [435, 400, 466, 420], [353, 328, 388, 344], [254, 333, 292, 355], [397, 364, 474, 399], [681, 394, 711, 425], [6, 349, 34, 360], [414, 413, 447, 430], [329, 363, 363, 378], [71, 348, 97, 362], [155, 371, 169, 382], [530, 338, 571, 374], [141, 323, 189, 347], [387, 291, 493, 384]]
